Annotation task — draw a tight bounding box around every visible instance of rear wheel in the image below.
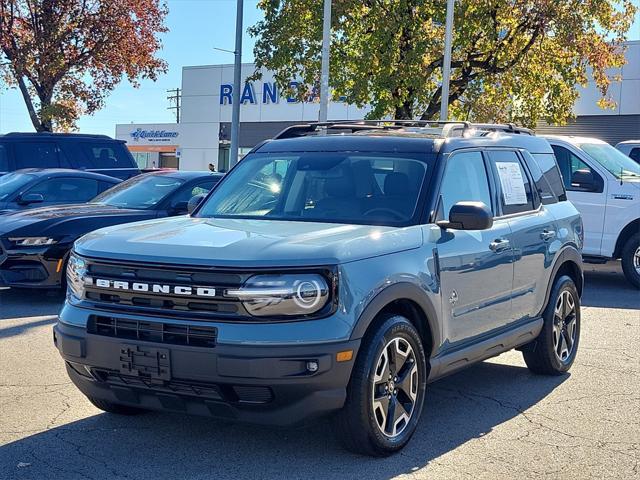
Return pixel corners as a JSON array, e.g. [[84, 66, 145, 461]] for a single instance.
[[335, 315, 427, 456], [620, 233, 640, 289], [523, 275, 580, 375], [86, 396, 147, 415]]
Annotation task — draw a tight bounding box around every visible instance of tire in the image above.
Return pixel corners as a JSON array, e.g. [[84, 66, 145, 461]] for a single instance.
[[620, 233, 640, 289], [335, 315, 427, 456], [523, 275, 580, 375], [86, 396, 147, 415]]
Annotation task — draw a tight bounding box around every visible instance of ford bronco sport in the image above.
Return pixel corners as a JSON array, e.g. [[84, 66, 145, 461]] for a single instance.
[[54, 121, 583, 456]]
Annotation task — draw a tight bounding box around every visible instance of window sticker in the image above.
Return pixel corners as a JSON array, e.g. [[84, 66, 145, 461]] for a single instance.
[[496, 162, 527, 205]]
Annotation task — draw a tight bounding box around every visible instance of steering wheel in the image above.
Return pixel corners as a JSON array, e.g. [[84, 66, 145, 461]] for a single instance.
[[363, 207, 405, 221]]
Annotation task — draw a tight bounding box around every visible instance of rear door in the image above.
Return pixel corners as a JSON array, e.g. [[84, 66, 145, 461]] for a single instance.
[[487, 150, 557, 321], [550, 143, 607, 256], [435, 150, 514, 345]]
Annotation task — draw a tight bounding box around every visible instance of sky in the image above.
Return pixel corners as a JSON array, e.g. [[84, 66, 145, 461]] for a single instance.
[[0, 0, 638, 136]]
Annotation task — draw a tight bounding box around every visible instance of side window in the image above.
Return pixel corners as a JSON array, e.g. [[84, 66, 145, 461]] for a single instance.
[[26, 178, 99, 203], [527, 153, 566, 204], [82, 143, 136, 168], [439, 151, 492, 221], [488, 150, 535, 215], [629, 148, 640, 163], [171, 180, 218, 206], [14, 142, 69, 169], [0, 144, 8, 171], [551, 145, 597, 190]]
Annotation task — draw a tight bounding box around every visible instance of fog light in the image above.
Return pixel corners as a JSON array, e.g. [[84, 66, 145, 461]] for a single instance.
[[306, 361, 319, 373]]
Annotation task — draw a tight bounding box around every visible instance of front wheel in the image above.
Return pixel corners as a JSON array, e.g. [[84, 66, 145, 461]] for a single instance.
[[620, 233, 640, 289], [523, 275, 580, 375], [335, 315, 427, 456]]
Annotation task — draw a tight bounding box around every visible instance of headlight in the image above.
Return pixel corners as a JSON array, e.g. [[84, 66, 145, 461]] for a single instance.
[[226, 274, 330, 317], [66, 253, 88, 299], [9, 237, 58, 247]]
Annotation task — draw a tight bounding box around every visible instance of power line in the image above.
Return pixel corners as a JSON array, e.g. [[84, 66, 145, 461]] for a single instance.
[[167, 88, 181, 123]]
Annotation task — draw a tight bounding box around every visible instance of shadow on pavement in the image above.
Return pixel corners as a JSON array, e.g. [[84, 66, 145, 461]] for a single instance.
[[0, 361, 567, 480], [582, 264, 639, 310], [0, 288, 63, 320], [0, 316, 57, 339]]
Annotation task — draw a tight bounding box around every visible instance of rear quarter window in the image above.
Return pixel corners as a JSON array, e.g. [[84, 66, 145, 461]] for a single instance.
[[528, 153, 567, 203], [81, 143, 137, 169]]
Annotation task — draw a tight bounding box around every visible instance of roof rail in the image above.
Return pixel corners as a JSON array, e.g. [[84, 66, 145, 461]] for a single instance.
[[273, 120, 532, 140], [2, 132, 113, 139]]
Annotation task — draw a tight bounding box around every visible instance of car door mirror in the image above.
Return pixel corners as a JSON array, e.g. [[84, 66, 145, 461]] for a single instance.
[[170, 200, 189, 215], [187, 194, 206, 214], [18, 193, 45, 205], [437, 202, 493, 230], [571, 169, 597, 191]]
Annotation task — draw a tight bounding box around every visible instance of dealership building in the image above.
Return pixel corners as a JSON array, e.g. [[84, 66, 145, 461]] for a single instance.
[[116, 41, 639, 171]]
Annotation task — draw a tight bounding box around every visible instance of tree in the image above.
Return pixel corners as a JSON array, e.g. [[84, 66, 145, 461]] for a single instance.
[[0, 0, 168, 132], [250, 0, 637, 126]]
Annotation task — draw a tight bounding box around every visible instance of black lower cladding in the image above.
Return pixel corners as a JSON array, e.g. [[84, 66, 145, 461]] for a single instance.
[[54, 321, 359, 425]]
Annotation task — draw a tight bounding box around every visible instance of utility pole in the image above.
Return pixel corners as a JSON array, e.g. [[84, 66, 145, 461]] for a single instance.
[[167, 88, 181, 123], [229, 0, 244, 168], [318, 0, 332, 122], [440, 0, 455, 121]]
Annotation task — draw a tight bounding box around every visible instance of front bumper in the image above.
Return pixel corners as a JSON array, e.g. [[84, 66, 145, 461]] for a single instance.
[[54, 320, 360, 426], [0, 243, 67, 288]]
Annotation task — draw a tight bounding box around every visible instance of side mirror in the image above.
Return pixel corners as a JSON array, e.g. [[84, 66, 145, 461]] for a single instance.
[[18, 193, 44, 205], [571, 169, 596, 191], [187, 194, 206, 214], [170, 200, 189, 215], [437, 201, 493, 231]]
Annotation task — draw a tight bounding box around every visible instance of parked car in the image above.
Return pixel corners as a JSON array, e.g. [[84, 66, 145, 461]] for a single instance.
[[616, 140, 640, 163], [0, 169, 120, 215], [543, 136, 640, 288], [54, 121, 583, 456], [0, 170, 222, 289], [0, 132, 140, 180]]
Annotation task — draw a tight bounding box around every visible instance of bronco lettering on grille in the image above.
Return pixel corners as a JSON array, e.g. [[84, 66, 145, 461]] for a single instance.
[[88, 278, 216, 298]]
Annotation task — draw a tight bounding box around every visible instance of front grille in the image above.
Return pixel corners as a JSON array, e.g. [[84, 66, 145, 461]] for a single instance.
[[88, 316, 218, 348], [82, 258, 251, 320]]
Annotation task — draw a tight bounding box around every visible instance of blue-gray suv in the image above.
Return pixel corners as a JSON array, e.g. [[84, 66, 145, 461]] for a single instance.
[[54, 121, 583, 456]]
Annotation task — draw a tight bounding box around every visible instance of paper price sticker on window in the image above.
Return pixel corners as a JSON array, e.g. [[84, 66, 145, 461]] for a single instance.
[[496, 162, 527, 205]]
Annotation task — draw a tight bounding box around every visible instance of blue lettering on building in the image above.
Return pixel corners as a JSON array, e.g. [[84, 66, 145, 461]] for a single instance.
[[219, 81, 341, 106], [130, 128, 179, 142]]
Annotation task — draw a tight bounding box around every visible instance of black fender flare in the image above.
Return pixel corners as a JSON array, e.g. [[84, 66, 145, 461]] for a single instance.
[[349, 282, 441, 357], [539, 246, 583, 316]]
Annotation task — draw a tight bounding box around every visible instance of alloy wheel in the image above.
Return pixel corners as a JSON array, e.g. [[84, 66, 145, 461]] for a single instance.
[[633, 246, 640, 275], [371, 337, 419, 438], [553, 290, 577, 362]]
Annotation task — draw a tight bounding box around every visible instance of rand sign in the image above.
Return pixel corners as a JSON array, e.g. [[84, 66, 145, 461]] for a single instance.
[[219, 81, 346, 105]]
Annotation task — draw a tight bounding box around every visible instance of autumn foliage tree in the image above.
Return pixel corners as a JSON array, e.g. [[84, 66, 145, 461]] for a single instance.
[[0, 0, 168, 132], [250, 0, 637, 126]]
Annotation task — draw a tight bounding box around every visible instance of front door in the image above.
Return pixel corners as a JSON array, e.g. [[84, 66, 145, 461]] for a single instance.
[[435, 150, 514, 346], [551, 144, 607, 256]]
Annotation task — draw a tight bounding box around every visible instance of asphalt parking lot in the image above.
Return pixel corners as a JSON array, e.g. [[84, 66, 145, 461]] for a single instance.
[[0, 263, 638, 480]]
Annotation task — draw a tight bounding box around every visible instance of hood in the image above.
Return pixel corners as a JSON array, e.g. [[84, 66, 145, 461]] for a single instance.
[[75, 217, 424, 267], [0, 203, 155, 238]]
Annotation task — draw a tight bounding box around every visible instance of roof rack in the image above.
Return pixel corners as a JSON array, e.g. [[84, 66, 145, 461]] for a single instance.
[[273, 120, 532, 140], [1, 132, 113, 139]]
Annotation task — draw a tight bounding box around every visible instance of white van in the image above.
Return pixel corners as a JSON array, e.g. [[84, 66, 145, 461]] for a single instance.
[[543, 136, 640, 288], [616, 140, 640, 163]]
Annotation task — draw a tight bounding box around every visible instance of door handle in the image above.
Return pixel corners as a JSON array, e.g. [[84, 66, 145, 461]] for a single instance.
[[540, 229, 556, 241], [489, 238, 511, 253]]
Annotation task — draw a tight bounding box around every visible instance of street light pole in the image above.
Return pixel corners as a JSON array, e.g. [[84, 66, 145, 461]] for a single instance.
[[318, 0, 332, 122], [229, 0, 244, 168], [440, 0, 455, 121]]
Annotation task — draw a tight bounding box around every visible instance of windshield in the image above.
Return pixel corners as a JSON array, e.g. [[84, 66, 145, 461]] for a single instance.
[[197, 152, 430, 226], [579, 143, 640, 179], [90, 174, 184, 209], [0, 172, 35, 201]]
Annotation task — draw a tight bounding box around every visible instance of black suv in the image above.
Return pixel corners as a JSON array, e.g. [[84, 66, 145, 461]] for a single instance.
[[0, 132, 140, 180]]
